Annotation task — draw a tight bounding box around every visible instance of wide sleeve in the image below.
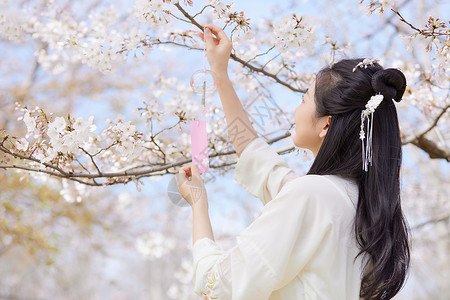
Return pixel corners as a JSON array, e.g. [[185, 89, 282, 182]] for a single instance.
[[232, 137, 300, 205], [192, 176, 334, 300]]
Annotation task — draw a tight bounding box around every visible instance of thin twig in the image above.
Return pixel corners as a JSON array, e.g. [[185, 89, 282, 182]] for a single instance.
[[80, 147, 102, 176], [403, 104, 450, 144], [173, 3, 306, 93], [242, 45, 276, 66], [192, 4, 214, 18]]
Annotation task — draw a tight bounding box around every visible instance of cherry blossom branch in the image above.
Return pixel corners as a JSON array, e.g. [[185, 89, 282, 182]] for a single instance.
[[0, 164, 98, 186], [363, 0, 412, 39], [151, 36, 306, 93], [173, 3, 306, 93], [0, 139, 70, 177], [166, 11, 193, 24], [391, 8, 449, 38], [173, 2, 206, 31], [0, 131, 295, 186], [230, 52, 305, 93]]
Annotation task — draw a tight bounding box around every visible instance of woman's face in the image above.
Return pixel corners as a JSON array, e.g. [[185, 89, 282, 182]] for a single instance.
[[291, 80, 330, 156]]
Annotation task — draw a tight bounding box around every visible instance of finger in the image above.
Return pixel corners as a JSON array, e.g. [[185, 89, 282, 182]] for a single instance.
[[179, 165, 189, 173], [204, 27, 215, 50], [179, 165, 192, 177], [195, 31, 204, 41], [200, 25, 219, 42], [190, 163, 200, 177], [203, 24, 228, 41]]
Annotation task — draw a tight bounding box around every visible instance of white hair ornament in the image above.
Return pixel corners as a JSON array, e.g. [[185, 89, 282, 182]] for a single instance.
[[360, 94, 384, 171], [353, 58, 379, 72]]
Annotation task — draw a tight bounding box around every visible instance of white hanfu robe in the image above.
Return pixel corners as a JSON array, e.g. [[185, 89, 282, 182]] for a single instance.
[[192, 137, 364, 300]]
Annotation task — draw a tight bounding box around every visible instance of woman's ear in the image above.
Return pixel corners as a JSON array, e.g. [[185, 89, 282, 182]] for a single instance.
[[319, 116, 331, 138]]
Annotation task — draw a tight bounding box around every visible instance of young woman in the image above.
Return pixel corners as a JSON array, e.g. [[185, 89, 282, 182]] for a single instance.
[[178, 24, 410, 300]]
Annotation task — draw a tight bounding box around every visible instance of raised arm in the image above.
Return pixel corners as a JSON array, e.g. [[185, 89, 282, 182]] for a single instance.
[[215, 69, 258, 157], [197, 24, 258, 157], [197, 25, 300, 205]]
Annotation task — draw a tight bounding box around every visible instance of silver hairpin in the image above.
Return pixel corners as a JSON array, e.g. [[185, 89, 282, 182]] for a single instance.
[[353, 58, 379, 72]]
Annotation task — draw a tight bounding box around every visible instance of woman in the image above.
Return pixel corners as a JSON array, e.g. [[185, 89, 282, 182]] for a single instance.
[[178, 24, 410, 300]]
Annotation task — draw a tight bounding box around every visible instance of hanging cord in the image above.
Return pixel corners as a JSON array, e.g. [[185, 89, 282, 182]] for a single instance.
[[194, 27, 208, 123], [202, 28, 206, 108]]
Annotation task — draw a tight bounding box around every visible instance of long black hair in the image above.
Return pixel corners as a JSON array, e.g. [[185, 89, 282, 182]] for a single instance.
[[307, 58, 410, 299]]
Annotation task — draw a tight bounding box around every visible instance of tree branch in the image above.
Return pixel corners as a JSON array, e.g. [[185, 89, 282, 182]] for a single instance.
[[173, 3, 306, 93], [0, 132, 295, 186], [415, 104, 449, 138], [407, 136, 450, 161], [391, 8, 449, 37], [402, 104, 450, 161]]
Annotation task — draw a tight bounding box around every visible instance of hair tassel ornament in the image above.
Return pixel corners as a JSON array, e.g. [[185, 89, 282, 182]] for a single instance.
[[360, 94, 384, 171]]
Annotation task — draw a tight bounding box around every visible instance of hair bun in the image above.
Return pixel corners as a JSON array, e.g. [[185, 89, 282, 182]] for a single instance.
[[371, 68, 407, 102]]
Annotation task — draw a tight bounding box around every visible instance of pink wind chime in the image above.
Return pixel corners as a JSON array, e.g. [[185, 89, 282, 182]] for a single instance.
[[189, 28, 218, 174]]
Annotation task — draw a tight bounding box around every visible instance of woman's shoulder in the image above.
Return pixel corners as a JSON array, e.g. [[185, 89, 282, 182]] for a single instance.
[[281, 174, 358, 211]]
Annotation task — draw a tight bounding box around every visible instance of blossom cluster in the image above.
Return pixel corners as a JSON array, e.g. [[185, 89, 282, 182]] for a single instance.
[[271, 14, 317, 57], [0, 3, 133, 74], [207, 0, 249, 29], [103, 118, 144, 161], [0, 0, 302, 78], [15, 106, 94, 163], [206, 0, 230, 18], [11, 104, 146, 171], [48, 116, 97, 159], [133, 0, 173, 26], [360, 0, 397, 15]]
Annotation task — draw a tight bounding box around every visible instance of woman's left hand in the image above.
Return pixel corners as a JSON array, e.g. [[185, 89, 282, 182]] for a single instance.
[[177, 164, 208, 209]]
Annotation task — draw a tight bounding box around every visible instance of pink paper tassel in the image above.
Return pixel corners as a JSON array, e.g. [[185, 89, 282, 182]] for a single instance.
[[190, 119, 209, 174]]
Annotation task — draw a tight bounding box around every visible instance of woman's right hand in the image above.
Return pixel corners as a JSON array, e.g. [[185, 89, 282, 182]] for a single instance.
[[196, 24, 233, 76]]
